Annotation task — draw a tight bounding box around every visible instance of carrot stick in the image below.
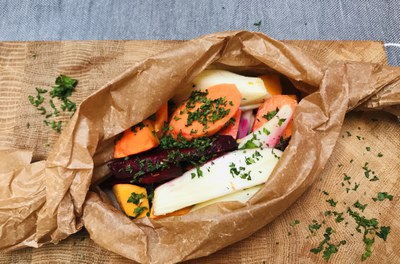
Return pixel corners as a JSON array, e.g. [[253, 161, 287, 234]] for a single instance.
[[252, 95, 297, 138], [260, 74, 282, 95], [154, 103, 168, 137], [114, 120, 159, 158], [219, 109, 241, 139]]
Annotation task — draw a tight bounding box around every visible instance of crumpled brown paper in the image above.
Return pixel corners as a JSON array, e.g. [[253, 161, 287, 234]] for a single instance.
[[1, 31, 400, 263]]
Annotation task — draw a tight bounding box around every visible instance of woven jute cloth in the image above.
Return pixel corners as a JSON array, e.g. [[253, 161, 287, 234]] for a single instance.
[[0, 40, 398, 263]]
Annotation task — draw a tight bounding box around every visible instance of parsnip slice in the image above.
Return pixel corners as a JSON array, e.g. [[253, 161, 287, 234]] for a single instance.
[[192, 70, 269, 106], [191, 185, 262, 212], [153, 148, 281, 216]]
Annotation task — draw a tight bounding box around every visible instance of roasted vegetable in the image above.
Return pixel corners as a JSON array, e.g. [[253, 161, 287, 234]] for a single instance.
[[112, 184, 149, 218], [239, 105, 293, 149], [169, 84, 241, 139], [192, 70, 271, 106], [191, 185, 262, 211], [152, 148, 282, 216], [140, 165, 183, 184], [237, 110, 255, 139], [219, 109, 241, 139], [252, 94, 297, 139], [114, 120, 159, 159], [108, 135, 238, 181]]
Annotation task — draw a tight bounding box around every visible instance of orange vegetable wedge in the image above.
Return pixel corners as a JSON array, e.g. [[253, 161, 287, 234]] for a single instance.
[[112, 184, 149, 219], [150, 205, 192, 219], [114, 119, 159, 158], [260, 74, 282, 95], [219, 109, 241, 139], [169, 84, 242, 139], [252, 95, 297, 138]]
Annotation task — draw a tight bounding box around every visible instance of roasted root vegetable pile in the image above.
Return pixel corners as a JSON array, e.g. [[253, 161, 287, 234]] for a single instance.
[[106, 69, 298, 219]]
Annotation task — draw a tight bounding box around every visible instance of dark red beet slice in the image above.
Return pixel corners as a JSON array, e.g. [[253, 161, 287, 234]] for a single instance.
[[101, 165, 183, 187], [108, 135, 237, 179], [140, 165, 183, 184]]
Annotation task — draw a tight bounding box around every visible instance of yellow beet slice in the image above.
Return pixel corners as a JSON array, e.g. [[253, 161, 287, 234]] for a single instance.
[[112, 184, 149, 219]]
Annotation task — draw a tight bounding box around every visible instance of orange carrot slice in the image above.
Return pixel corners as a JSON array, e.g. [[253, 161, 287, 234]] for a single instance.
[[150, 205, 192, 219], [260, 74, 282, 95], [252, 95, 297, 138], [154, 103, 168, 137], [114, 120, 159, 158], [219, 109, 241, 139], [169, 84, 242, 139]]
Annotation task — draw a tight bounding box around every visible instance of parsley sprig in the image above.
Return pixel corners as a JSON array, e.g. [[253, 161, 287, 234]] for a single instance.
[[27, 75, 78, 133]]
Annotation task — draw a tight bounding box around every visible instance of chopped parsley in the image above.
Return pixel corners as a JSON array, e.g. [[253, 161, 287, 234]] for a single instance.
[[180, 90, 232, 131], [125, 164, 133, 174], [278, 118, 286, 126], [262, 108, 278, 121], [372, 192, 393, 202], [290, 219, 300, 227], [310, 227, 346, 261], [271, 149, 280, 159], [369, 175, 379, 182], [253, 20, 262, 29], [223, 117, 236, 128], [352, 182, 360, 191], [326, 199, 337, 207], [195, 167, 203, 178], [229, 162, 251, 180], [240, 134, 260, 149], [346, 208, 390, 261], [27, 75, 78, 133], [362, 162, 371, 178], [127, 192, 148, 219], [263, 127, 270, 135], [159, 133, 215, 152], [353, 200, 368, 212], [133, 206, 148, 219], [308, 220, 322, 233], [127, 192, 145, 205], [50, 75, 78, 100], [245, 156, 256, 165], [333, 212, 344, 223], [343, 173, 351, 182]]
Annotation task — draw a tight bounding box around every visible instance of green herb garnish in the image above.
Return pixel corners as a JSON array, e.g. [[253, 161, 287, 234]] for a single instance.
[[326, 199, 337, 207], [353, 200, 368, 212], [290, 219, 300, 227], [253, 20, 262, 29], [372, 192, 393, 202], [127, 192, 145, 205], [262, 108, 278, 121], [133, 206, 148, 219]]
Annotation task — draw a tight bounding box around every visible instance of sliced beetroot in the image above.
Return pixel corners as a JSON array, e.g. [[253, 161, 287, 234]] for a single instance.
[[101, 165, 183, 187], [108, 149, 170, 179], [108, 135, 237, 179], [140, 165, 183, 184]]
